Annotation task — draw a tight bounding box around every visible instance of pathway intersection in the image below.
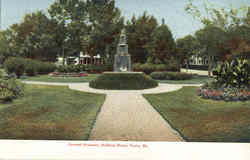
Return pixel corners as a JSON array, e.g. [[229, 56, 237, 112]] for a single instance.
[[24, 81, 201, 141]]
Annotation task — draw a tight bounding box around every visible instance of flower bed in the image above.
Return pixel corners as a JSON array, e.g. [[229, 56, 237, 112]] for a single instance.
[[198, 83, 250, 101], [198, 59, 250, 102], [49, 72, 88, 77]]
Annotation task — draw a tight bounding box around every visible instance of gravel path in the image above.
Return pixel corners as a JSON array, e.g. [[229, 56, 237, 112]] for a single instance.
[[23, 81, 201, 141]]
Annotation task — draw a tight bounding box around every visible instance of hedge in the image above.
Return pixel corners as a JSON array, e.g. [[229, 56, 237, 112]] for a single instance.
[[89, 72, 158, 90], [133, 63, 180, 74], [4, 57, 26, 78], [4, 57, 56, 77], [57, 64, 113, 73], [150, 72, 193, 80]]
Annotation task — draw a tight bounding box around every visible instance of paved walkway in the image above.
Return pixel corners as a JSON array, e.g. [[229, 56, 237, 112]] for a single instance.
[[181, 68, 208, 76], [23, 81, 201, 141]]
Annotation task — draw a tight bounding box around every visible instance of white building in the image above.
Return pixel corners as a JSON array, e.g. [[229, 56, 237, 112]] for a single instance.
[[56, 52, 104, 66]]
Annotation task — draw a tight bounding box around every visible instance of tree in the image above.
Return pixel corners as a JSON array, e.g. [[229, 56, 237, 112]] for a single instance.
[[86, 0, 124, 61], [185, 0, 248, 31], [147, 19, 176, 64], [126, 12, 158, 63], [195, 26, 228, 76], [1, 11, 60, 62], [48, 0, 89, 59], [185, 0, 250, 75], [0, 30, 15, 64], [48, 0, 124, 64], [176, 35, 199, 64]]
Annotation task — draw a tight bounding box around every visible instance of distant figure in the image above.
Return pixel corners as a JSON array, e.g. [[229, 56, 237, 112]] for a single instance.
[[185, 60, 189, 72]]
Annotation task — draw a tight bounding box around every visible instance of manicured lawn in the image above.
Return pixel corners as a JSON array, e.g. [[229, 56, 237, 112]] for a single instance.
[[0, 84, 105, 140], [144, 87, 250, 142], [157, 75, 213, 84], [22, 74, 100, 83]]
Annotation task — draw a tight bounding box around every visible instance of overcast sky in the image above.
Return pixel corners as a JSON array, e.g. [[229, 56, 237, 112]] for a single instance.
[[2, 0, 250, 38]]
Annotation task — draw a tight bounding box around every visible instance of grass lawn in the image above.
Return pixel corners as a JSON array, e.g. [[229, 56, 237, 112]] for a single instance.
[[144, 87, 250, 142], [0, 84, 105, 140], [157, 75, 213, 84], [22, 74, 100, 83]]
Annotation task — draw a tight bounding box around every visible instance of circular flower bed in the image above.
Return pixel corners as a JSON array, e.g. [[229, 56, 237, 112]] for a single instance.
[[198, 83, 250, 101], [49, 72, 88, 77]]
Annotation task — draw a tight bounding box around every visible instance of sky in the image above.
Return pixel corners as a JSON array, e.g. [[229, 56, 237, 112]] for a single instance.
[[2, 0, 250, 39]]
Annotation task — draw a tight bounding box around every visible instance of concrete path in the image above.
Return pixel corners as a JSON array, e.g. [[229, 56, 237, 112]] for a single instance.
[[181, 68, 208, 76], [23, 81, 201, 141], [88, 93, 183, 141]]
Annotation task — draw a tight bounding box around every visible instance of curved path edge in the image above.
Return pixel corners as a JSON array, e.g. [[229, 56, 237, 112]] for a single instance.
[[23, 81, 202, 94]]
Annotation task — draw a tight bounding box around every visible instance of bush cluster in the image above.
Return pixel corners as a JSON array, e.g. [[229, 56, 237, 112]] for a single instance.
[[89, 73, 158, 90], [0, 77, 25, 103], [4, 57, 56, 77], [212, 59, 250, 87], [150, 72, 193, 80], [57, 64, 113, 73], [132, 63, 180, 75], [57, 65, 85, 73]]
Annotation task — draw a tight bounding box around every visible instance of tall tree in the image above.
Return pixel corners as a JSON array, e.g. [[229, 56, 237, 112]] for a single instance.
[[49, 0, 89, 54], [147, 19, 176, 64], [176, 35, 200, 64], [126, 12, 158, 63], [0, 30, 16, 63], [185, 0, 250, 75], [195, 26, 228, 76], [5, 11, 60, 61], [86, 0, 124, 61]]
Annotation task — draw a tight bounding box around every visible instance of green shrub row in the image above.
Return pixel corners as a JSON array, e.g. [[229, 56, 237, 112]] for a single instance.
[[132, 63, 180, 75], [150, 71, 193, 80], [4, 57, 56, 77], [89, 73, 158, 90], [57, 64, 113, 73]]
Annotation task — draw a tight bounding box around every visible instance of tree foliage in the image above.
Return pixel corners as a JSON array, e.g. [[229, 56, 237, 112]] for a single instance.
[[126, 12, 158, 63], [176, 35, 199, 63], [147, 20, 176, 64]]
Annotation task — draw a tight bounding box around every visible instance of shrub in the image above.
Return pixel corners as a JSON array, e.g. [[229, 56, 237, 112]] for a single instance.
[[37, 61, 56, 74], [86, 64, 113, 73], [150, 72, 193, 80], [4, 57, 26, 78], [0, 78, 25, 102], [4, 57, 56, 77], [150, 72, 167, 80], [25, 60, 38, 76], [133, 63, 180, 74], [212, 58, 250, 88], [89, 72, 158, 90]]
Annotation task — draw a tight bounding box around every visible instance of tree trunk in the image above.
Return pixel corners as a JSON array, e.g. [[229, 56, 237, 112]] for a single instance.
[[208, 55, 212, 77], [62, 47, 65, 66]]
